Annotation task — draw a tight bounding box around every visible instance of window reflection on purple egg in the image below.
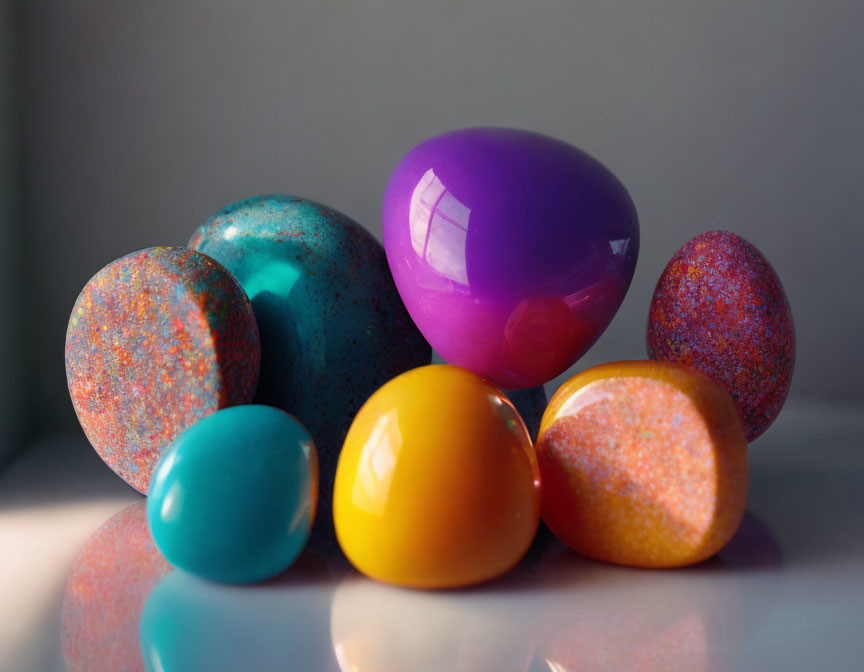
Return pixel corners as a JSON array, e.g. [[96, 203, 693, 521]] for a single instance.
[[383, 127, 639, 389]]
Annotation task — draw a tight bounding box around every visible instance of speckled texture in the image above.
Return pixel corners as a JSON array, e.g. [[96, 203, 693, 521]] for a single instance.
[[536, 361, 749, 568], [189, 196, 431, 542], [647, 231, 795, 441], [61, 501, 171, 672], [65, 246, 260, 493]]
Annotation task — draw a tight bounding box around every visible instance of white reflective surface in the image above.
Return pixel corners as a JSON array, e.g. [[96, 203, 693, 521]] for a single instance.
[[1, 402, 862, 671]]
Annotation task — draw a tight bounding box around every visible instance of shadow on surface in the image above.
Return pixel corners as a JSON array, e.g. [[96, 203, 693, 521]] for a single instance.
[[0, 434, 140, 511], [696, 511, 784, 572], [743, 402, 864, 571]]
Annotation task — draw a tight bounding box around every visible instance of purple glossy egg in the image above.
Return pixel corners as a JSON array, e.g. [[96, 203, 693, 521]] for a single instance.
[[382, 127, 639, 389]]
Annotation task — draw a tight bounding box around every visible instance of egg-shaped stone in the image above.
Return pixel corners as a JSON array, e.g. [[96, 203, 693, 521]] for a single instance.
[[647, 231, 795, 441], [535, 361, 749, 568], [65, 246, 260, 493], [382, 127, 639, 390], [333, 364, 541, 589], [189, 196, 431, 540], [147, 405, 318, 584]]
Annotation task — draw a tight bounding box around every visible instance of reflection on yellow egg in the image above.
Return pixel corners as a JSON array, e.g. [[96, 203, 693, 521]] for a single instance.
[[333, 364, 541, 588]]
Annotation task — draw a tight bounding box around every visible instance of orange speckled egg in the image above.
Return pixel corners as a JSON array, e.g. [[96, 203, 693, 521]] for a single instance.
[[333, 364, 541, 589], [536, 361, 748, 568]]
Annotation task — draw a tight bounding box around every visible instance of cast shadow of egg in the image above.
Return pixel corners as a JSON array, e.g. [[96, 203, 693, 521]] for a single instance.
[[698, 511, 784, 572]]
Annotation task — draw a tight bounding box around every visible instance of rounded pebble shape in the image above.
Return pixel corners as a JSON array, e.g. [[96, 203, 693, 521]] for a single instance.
[[535, 361, 749, 568], [189, 196, 431, 539], [382, 127, 639, 390], [65, 246, 260, 493], [333, 364, 541, 589], [647, 230, 795, 441], [147, 405, 318, 584], [61, 501, 172, 672]]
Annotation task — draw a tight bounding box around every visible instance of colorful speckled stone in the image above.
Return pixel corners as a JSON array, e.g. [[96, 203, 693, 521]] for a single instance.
[[536, 361, 749, 568], [647, 231, 795, 441], [148, 405, 318, 584], [382, 127, 639, 389], [65, 247, 260, 493], [61, 501, 171, 672], [189, 196, 431, 540]]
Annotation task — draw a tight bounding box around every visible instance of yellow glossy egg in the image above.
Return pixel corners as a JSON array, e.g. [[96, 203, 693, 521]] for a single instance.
[[333, 364, 541, 589]]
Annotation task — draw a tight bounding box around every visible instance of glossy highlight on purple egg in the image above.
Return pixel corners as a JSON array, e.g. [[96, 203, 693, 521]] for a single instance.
[[382, 127, 639, 389]]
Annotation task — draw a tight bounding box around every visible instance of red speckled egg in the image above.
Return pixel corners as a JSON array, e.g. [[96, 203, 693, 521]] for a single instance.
[[647, 231, 794, 441]]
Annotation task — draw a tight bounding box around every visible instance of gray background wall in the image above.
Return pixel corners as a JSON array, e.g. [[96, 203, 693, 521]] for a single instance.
[[15, 0, 864, 440], [1, 0, 21, 464]]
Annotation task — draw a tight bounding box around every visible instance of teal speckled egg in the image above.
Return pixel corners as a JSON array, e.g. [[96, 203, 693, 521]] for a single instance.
[[189, 196, 431, 543], [147, 405, 318, 584]]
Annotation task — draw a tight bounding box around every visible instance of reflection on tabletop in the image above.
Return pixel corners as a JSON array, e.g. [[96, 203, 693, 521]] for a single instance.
[[60, 500, 782, 672]]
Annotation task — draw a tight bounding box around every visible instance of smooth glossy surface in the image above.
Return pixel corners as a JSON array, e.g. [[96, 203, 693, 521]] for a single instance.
[[65, 246, 260, 493], [330, 576, 536, 672], [333, 364, 541, 588], [190, 196, 431, 540], [536, 361, 749, 568], [382, 127, 639, 389], [431, 350, 547, 441], [4, 402, 864, 671], [147, 405, 318, 584], [647, 230, 795, 440], [139, 567, 335, 672]]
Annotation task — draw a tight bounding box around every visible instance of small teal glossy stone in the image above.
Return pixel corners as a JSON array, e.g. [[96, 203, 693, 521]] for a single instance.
[[147, 405, 318, 584], [189, 196, 431, 542]]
